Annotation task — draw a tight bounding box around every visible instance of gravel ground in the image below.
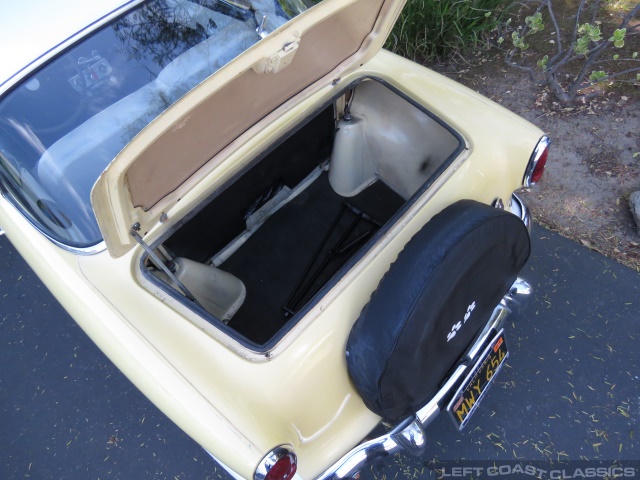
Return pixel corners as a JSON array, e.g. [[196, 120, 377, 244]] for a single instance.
[[434, 53, 640, 271]]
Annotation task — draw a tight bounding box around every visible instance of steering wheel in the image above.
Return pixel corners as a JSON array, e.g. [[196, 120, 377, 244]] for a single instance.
[[29, 58, 89, 136]]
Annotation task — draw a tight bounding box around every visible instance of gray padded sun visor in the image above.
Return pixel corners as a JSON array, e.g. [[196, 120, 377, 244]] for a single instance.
[[346, 200, 531, 420]]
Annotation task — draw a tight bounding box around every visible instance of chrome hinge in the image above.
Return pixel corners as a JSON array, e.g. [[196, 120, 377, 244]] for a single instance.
[[256, 14, 269, 39]]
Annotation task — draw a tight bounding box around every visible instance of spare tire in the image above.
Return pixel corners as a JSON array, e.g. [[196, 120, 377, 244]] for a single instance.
[[346, 200, 530, 420]]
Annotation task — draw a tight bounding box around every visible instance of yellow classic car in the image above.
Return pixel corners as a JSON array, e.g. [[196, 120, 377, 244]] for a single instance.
[[0, 0, 549, 478]]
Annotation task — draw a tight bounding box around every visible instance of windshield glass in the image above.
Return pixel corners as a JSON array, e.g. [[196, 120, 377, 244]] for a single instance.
[[0, 0, 314, 248]]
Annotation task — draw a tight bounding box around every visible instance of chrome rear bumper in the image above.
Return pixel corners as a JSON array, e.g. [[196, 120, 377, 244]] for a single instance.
[[316, 277, 532, 480], [312, 194, 534, 480], [510, 192, 531, 232]]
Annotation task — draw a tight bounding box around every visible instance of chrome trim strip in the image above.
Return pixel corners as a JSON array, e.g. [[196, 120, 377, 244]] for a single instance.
[[43, 236, 107, 256], [316, 278, 532, 480], [22, 226, 105, 255], [503, 277, 533, 318], [0, 193, 107, 254], [510, 192, 531, 233], [523, 136, 550, 188], [0, 0, 145, 97]]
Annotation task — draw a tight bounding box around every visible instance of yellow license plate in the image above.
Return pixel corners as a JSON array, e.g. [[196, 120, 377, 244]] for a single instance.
[[447, 330, 509, 430]]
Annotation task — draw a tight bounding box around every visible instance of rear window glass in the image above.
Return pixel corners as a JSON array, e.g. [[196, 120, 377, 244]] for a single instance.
[[0, 0, 316, 248]]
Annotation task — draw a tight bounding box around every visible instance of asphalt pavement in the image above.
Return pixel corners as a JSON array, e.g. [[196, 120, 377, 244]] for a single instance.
[[0, 235, 226, 479], [1, 225, 639, 480]]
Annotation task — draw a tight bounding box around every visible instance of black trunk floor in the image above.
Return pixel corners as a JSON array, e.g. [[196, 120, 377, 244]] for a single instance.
[[220, 173, 405, 346]]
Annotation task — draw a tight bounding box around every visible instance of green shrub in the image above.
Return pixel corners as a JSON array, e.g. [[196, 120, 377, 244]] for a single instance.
[[386, 0, 508, 62], [499, 0, 640, 104]]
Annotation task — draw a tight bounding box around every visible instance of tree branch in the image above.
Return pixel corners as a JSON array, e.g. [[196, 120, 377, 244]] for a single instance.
[[600, 65, 640, 81], [500, 0, 640, 104], [619, 2, 640, 29], [563, 42, 610, 66], [551, 0, 587, 72], [518, 1, 547, 39], [594, 58, 640, 65], [577, 65, 640, 90], [505, 50, 546, 85], [547, 0, 565, 64], [569, 41, 610, 98], [544, 70, 572, 103], [568, 2, 640, 97], [590, 0, 601, 25]]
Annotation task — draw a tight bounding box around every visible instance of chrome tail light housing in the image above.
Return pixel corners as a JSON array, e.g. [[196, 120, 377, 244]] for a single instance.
[[523, 136, 550, 187], [254, 445, 297, 480]]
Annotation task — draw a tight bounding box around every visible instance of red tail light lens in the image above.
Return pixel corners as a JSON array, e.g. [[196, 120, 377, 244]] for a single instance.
[[255, 445, 297, 480], [531, 146, 548, 184], [265, 454, 297, 480], [523, 136, 550, 187]]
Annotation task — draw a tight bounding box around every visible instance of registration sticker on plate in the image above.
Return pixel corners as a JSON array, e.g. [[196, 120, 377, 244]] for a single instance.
[[447, 330, 509, 430]]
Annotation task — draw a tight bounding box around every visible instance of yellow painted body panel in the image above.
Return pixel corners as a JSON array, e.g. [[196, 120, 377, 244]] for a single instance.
[[0, 50, 544, 479]]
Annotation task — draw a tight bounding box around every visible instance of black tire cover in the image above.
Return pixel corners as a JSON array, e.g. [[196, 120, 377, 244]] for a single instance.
[[346, 200, 530, 420]]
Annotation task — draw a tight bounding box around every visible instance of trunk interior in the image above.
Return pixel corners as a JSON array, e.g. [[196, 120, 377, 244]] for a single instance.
[[143, 79, 463, 350]]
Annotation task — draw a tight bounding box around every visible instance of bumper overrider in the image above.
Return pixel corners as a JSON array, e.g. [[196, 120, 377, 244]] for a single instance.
[[316, 194, 533, 480]]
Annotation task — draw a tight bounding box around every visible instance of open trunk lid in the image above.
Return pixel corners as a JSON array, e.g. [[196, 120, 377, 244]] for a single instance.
[[91, 0, 406, 257]]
